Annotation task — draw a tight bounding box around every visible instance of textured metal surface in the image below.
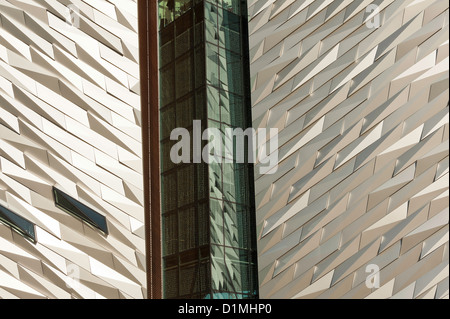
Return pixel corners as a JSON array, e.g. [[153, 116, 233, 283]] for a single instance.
[[249, 0, 449, 299], [0, 0, 146, 299]]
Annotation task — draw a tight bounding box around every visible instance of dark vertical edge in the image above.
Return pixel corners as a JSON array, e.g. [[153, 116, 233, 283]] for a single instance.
[[138, 0, 162, 299], [149, 0, 163, 300], [241, 0, 260, 298]]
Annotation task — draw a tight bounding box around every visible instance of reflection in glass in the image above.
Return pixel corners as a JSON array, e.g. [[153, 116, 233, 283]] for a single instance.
[[158, 0, 258, 299]]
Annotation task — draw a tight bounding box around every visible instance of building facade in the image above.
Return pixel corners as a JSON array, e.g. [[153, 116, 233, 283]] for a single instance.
[[0, 0, 448, 299], [250, 0, 449, 299], [0, 0, 146, 298]]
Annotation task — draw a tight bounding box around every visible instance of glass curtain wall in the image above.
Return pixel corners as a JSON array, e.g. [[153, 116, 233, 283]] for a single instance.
[[158, 0, 258, 299]]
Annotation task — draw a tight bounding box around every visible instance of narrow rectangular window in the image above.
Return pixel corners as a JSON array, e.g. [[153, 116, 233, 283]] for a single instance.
[[0, 205, 36, 243], [53, 187, 108, 235]]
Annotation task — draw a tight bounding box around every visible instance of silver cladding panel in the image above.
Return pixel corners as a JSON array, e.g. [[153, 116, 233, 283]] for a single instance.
[[0, 0, 145, 299], [249, 0, 449, 299]]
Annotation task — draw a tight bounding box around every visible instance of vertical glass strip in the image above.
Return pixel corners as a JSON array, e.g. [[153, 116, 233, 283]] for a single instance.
[[158, 0, 258, 299], [159, 0, 211, 299], [205, 0, 258, 299]]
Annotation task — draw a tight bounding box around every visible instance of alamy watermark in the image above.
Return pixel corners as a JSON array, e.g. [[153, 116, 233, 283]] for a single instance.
[[66, 263, 81, 290], [170, 120, 279, 174], [63, 4, 81, 30], [366, 4, 381, 29], [365, 264, 381, 289]]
